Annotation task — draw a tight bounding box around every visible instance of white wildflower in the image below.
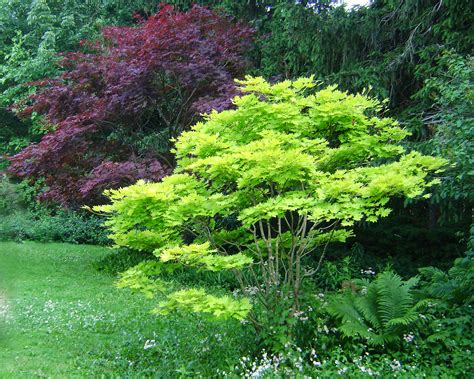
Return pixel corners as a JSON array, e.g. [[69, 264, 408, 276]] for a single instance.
[[143, 339, 156, 350], [390, 359, 401, 371], [338, 367, 348, 375]]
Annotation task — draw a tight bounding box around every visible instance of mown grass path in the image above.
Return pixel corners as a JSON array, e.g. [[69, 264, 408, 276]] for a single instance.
[[0, 242, 142, 377], [0, 242, 248, 378]]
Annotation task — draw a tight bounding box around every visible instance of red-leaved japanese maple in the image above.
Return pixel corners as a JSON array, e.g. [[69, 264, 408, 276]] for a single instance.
[[8, 4, 253, 207]]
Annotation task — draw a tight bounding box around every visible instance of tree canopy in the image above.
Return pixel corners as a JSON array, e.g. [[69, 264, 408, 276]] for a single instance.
[[95, 77, 445, 340], [7, 4, 253, 206]]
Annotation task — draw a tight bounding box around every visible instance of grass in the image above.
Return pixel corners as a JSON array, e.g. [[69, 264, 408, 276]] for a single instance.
[[0, 242, 251, 378]]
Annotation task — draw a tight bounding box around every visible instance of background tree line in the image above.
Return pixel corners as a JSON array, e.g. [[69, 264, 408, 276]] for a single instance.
[[0, 0, 472, 270]]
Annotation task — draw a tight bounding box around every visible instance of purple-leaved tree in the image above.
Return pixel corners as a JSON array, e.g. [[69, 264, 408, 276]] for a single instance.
[[8, 4, 254, 207]]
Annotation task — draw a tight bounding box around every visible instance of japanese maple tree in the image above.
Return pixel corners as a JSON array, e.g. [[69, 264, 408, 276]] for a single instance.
[[8, 4, 253, 207], [95, 77, 446, 347]]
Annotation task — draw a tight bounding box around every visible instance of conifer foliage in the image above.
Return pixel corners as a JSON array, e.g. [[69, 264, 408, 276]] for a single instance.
[[8, 4, 253, 207]]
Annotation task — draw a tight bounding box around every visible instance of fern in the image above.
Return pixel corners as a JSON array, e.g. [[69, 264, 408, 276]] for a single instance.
[[328, 271, 427, 347], [418, 250, 474, 305]]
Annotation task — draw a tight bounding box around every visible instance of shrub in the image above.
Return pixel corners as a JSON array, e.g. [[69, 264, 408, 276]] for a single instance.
[[418, 231, 474, 306], [0, 176, 22, 214], [0, 212, 34, 241], [0, 176, 109, 244], [94, 76, 445, 349], [0, 210, 109, 245], [93, 248, 155, 276], [413, 237, 474, 374]]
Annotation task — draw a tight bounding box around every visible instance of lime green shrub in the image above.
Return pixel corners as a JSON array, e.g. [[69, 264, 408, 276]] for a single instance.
[[94, 77, 445, 340]]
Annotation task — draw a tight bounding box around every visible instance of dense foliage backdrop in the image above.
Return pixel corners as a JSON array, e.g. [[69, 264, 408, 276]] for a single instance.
[[0, 1, 472, 375]]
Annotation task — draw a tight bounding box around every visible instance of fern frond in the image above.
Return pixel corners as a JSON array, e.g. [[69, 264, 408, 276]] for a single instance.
[[418, 266, 447, 282], [340, 320, 372, 339], [354, 293, 382, 330], [330, 270, 424, 346], [376, 272, 416, 324], [413, 298, 432, 311], [328, 294, 362, 324], [386, 312, 419, 328]]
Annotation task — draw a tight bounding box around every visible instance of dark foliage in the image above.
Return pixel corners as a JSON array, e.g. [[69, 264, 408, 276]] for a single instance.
[[8, 4, 253, 207]]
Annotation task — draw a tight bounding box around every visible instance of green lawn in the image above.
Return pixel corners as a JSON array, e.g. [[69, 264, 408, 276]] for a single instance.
[[0, 242, 249, 378]]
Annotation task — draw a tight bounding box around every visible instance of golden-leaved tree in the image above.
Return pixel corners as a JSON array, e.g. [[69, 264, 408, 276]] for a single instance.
[[94, 76, 445, 345]]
